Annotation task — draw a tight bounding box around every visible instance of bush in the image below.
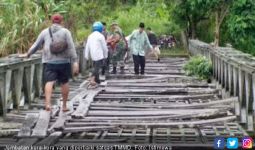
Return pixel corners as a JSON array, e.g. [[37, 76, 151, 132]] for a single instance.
[[184, 55, 213, 80]]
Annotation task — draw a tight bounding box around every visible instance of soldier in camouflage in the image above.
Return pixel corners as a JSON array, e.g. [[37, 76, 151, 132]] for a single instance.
[[107, 22, 127, 74]]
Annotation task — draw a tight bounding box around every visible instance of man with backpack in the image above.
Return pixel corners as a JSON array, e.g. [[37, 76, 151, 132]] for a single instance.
[[85, 22, 108, 88], [128, 22, 153, 75], [19, 13, 79, 112]]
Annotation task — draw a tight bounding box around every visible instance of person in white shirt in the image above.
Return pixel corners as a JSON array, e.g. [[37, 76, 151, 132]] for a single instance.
[[85, 22, 108, 87]]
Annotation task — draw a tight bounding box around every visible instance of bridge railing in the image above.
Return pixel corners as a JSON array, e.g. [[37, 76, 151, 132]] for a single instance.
[[0, 46, 88, 117], [189, 40, 255, 132]]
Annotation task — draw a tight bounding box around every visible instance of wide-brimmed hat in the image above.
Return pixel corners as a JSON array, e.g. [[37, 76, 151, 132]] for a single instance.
[[111, 22, 118, 26]]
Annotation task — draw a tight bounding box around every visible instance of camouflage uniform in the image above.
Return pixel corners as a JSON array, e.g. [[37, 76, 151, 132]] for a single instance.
[[108, 27, 126, 74]]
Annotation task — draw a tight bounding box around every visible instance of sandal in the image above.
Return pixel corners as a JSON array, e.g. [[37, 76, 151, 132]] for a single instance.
[[62, 108, 70, 112], [87, 84, 98, 89], [45, 105, 52, 112]]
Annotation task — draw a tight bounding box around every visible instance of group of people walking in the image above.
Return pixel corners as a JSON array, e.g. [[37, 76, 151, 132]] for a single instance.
[[20, 13, 160, 112]]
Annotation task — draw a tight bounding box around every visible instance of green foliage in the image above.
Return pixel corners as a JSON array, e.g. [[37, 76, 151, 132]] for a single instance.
[[226, 0, 255, 55], [160, 47, 189, 57], [184, 55, 212, 80], [102, 0, 172, 36]]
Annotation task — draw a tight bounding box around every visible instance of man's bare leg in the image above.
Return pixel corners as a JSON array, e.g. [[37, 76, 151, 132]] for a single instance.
[[45, 81, 55, 111], [61, 82, 69, 112]]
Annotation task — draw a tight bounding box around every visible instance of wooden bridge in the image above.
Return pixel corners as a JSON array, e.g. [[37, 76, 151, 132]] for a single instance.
[[0, 40, 254, 149]]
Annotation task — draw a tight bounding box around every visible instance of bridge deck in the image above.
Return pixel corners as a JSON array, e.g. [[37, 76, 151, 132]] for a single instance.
[[0, 57, 247, 148]]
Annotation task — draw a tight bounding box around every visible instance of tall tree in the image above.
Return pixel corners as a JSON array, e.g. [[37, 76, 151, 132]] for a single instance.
[[227, 0, 255, 54], [209, 0, 232, 46]]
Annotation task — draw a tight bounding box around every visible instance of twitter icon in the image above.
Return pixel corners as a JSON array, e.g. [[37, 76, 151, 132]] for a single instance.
[[227, 138, 238, 149]]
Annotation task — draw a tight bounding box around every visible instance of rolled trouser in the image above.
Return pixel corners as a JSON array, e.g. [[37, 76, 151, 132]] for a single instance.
[[101, 52, 110, 75], [92, 59, 103, 84]]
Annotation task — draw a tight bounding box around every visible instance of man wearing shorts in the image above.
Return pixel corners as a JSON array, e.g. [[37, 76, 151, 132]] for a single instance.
[[20, 13, 79, 112]]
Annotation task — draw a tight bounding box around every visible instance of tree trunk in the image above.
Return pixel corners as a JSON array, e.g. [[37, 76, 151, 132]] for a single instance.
[[181, 31, 188, 49], [190, 20, 196, 39], [214, 11, 220, 47]]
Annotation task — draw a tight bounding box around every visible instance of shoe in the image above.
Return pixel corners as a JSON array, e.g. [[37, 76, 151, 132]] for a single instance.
[[120, 66, 125, 74], [111, 67, 117, 74], [158, 58, 160, 62]]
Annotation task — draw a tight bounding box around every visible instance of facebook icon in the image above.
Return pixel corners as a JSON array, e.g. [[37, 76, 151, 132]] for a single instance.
[[214, 137, 225, 149]]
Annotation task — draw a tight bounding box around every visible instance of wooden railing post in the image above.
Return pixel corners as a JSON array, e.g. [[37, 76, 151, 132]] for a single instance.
[[188, 39, 255, 132], [245, 72, 253, 131]]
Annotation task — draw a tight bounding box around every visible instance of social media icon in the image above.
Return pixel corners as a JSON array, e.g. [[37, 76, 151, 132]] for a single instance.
[[242, 137, 253, 149], [227, 137, 238, 149], [214, 137, 225, 149]]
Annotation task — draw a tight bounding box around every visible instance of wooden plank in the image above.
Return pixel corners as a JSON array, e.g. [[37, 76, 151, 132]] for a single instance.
[[108, 75, 197, 83], [13, 67, 24, 109], [48, 111, 68, 132], [245, 72, 253, 131], [31, 110, 50, 138], [34, 64, 42, 99], [35, 131, 62, 146], [233, 67, 238, 97], [0, 73, 6, 117], [17, 138, 38, 146], [238, 68, 246, 123], [221, 59, 224, 86], [91, 97, 237, 109], [63, 126, 116, 133], [51, 106, 60, 118], [224, 62, 228, 90], [23, 64, 35, 106], [107, 83, 216, 88], [70, 111, 228, 121], [228, 64, 233, 95], [66, 116, 237, 127], [88, 109, 221, 116], [17, 113, 39, 137], [103, 88, 218, 95], [94, 94, 218, 101], [71, 89, 101, 118]]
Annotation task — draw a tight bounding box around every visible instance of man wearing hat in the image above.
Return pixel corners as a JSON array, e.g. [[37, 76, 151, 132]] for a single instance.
[[19, 13, 79, 112]]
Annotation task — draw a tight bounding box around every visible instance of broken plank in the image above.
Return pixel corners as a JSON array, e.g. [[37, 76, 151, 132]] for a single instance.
[[71, 89, 101, 118], [35, 131, 62, 146], [48, 111, 68, 133], [31, 110, 50, 138], [17, 138, 39, 146], [17, 113, 39, 137]]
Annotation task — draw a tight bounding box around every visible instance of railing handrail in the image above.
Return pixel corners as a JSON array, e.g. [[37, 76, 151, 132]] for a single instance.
[[189, 39, 255, 133]]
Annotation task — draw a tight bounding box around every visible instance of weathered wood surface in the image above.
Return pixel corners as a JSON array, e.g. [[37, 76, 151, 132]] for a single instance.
[[91, 97, 237, 109], [17, 113, 39, 137], [35, 132, 62, 146], [71, 89, 101, 118], [31, 110, 50, 137], [5, 56, 247, 147]]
